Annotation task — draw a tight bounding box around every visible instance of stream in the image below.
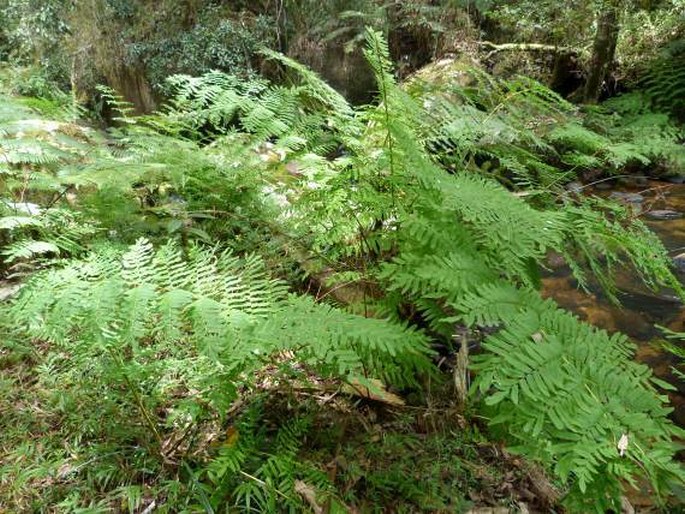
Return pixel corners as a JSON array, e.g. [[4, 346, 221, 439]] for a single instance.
[[542, 179, 685, 426]]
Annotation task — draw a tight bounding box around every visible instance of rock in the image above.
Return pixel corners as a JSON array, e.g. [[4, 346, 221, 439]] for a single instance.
[[594, 181, 613, 190], [0, 283, 22, 302], [665, 175, 685, 184], [644, 209, 683, 220], [620, 496, 635, 514], [287, 34, 377, 105], [609, 191, 644, 203], [1, 201, 41, 215], [673, 253, 685, 272], [617, 176, 649, 187], [403, 55, 483, 103], [407, 56, 480, 87], [564, 181, 583, 194]]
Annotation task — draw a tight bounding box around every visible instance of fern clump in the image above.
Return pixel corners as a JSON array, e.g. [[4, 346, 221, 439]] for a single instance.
[[401, 55, 684, 188], [351, 28, 684, 510], [0, 95, 106, 270], [2, 27, 685, 512], [2, 238, 431, 509], [470, 297, 684, 511], [639, 38, 685, 120], [0, 207, 96, 270], [597, 92, 685, 174]]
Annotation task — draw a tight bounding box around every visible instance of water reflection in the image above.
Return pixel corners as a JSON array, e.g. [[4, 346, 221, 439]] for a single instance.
[[541, 181, 685, 425]]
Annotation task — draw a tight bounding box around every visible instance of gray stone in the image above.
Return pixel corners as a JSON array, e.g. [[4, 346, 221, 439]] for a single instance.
[[673, 253, 685, 271], [609, 191, 644, 203], [564, 181, 583, 194], [0, 283, 22, 302], [645, 209, 683, 220]]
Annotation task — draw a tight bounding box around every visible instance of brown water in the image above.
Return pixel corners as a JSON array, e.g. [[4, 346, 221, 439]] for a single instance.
[[541, 180, 685, 426]]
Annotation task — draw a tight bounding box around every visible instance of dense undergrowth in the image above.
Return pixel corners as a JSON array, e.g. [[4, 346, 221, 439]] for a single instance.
[[1, 31, 685, 513]]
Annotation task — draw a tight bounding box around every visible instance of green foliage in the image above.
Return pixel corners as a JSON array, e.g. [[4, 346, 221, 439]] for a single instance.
[[586, 92, 685, 173], [405, 59, 684, 189], [0, 207, 96, 268], [660, 327, 685, 383], [1, 26, 685, 513], [0, 96, 100, 271], [0, 0, 70, 81], [132, 5, 275, 88], [470, 298, 683, 510], [356, 28, 684, 510], [2, 238, 431, 510], [639, 38, 685, 120], [332, 425, 486, 512]]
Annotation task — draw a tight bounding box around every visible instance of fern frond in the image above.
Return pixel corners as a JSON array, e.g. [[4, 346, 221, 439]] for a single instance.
[[10, 239, 432, 390]]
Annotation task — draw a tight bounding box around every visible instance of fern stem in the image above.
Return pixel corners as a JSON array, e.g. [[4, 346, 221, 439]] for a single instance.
[[105, 345, 165, 451], [453, 330, 469, 406], [238, 470, 292, 501], [372, 34, 396, 208]]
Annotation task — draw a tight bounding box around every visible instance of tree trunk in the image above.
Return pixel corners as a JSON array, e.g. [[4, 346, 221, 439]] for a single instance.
[[584, 3, 620, 103]]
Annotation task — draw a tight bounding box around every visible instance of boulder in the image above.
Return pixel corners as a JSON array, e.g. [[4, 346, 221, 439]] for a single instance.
[[609, 191, 644, 204], [665, 175, 685, 184], [287, 35, 377, 105], [644, 209, 683, 221], [404, 54, 482, 94], [673, 252, 685, 272]]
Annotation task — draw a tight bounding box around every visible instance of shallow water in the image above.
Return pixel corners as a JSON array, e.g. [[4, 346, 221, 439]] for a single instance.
[[541, 180, 685, 425]]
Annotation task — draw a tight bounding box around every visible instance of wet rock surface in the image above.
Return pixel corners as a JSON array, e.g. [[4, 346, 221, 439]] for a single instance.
[[609, 191, 644, 203], [673, 252, 685, 272], [644, 209, 683, 220], [665, 175, 685, 184]]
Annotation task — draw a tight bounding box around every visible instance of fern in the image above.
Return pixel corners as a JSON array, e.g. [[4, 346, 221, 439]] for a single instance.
[[3, 238, 431, 508], [2, 30, 685, 512], [351, 30, 685, 510], [639, 38, 685, 119], [0, 95, 106, 269], [0, 206, 96, 271], [470, 296, 684, 511], [402, 54, 685, 188], [589, 92, 685, 173], [12, 238, 431, 386]]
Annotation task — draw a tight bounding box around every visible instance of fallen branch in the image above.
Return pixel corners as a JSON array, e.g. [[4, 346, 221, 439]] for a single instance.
[[479, 41, 575, 60]]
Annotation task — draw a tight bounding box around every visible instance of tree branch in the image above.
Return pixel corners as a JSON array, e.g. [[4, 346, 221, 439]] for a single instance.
[[479, 41, 575, 60]]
